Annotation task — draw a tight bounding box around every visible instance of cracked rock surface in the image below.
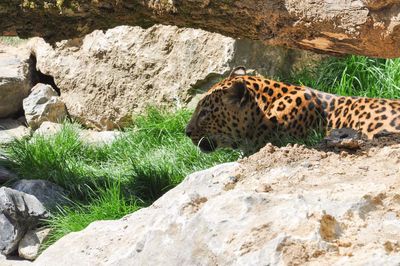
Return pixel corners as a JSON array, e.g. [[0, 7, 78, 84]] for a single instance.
[[33, 136, 400, 265]]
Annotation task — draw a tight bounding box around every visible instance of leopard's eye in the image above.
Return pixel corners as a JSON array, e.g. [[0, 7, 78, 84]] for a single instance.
[[198, 109, 208, 118]]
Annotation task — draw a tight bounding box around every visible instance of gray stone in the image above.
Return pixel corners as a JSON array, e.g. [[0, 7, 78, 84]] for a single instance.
[[0, 187, 48, 255], [23, 83, 67, 130], [0, 45, 31, 118], [12, 180, 68, 211], [0, 119, 31, 144], [32, 121, 62, 137], [18, 228, 51, 260], [0, 167, 17, 184]]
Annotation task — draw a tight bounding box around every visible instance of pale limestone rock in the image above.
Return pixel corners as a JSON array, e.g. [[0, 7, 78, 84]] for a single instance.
[[29, 25, 323, 130], [78, 130, 121, 145], [33, 141, 400, 265], [22, 83, 67, 130], [0, 45, 31, 118], [18, 228, 51, 261], [0, 119, 30, 144], [34, 121, 120, 145], [0, 253, 32, 266], [33, 121, 62, 137]]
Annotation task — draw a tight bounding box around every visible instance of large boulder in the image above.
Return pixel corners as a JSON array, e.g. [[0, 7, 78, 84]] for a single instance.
[[34, 139, 400, 265], [0, 45, 31, 118], [22, 83, 67, 130], [3, 1, 400, 57], [0, 187, 48, 255], [29, 25, 322, 130]]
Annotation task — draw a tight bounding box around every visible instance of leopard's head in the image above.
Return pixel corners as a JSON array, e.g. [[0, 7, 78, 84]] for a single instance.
[[186, 67, 261, 153]]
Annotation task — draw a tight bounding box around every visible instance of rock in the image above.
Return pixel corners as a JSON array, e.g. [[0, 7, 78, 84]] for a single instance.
[[78, 130, 121, 145], [12, 180, 68, 211], [33, 121, 62, 137], [323, 128, 364, 151], [0, 187, 48, 255], [3, 1, 400, 57], [23, 83, 67, 130], [0, 167, 17, 184], [29, 25, 323, 130], [18, 228, 51, 261], [0, 119, 31, 144], [34, 141, 400, 265], [0, 44, 32, 118], [34, 121, 121, 145], [0, 253, 32, 266]]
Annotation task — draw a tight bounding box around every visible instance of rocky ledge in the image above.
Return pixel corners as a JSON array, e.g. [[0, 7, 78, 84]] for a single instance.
[[3, 1, 400, 57], [24, 136, 400, 265]]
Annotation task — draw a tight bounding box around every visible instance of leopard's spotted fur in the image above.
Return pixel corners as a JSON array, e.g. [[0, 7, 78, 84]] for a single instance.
[[186, 67, 400, 153]]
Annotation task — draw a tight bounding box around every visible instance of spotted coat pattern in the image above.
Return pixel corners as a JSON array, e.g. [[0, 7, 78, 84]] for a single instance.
[[186, 67, 400, 153]]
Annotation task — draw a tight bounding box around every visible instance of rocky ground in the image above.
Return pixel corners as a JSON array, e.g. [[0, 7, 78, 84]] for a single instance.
[[22, 135, 399, 265]]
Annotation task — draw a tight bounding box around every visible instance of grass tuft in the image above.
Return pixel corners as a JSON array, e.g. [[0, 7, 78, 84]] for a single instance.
[[291, 55, 400, 99]]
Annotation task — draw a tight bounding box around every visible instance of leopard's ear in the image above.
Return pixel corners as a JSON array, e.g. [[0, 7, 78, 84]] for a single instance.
[[226, 79, 249, 106], [229, 66, 246, 78]]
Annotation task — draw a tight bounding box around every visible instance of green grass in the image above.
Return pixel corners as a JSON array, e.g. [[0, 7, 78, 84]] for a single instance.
[[290, 55, 400, 99], [2, 108, 239, 245], [42, 182, 139, 251], [0, 36, 28, 46]]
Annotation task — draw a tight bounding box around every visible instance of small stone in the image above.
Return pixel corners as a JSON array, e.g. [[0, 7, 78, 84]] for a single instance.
[[18, 228, 51, 260], [78, 130, 121, 145], [23, 83, 67, 130], [255, 184, 273, 193], [0, 119, 30, 144], [319, 214, 342, 242], [34, 121, 62, 137]]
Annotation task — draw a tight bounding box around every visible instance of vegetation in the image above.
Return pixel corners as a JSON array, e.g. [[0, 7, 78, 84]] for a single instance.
[[1, 55, 399, 247], [2, 108, 239, 245], [0, 36, 28, 46], [290, 55, 400, 99]]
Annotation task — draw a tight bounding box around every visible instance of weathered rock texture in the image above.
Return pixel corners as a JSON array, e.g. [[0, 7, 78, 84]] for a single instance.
[[0, 119, 30, 145], [33, 137, 400, 265], [12, 180, 68, 211], [29, 25, 321, 130], [0, 187, 48, 255], [0, 44, 31, 118], [23, 83, 67, 130], [3, 1, 400, 57], [18, 228, 51, 260]]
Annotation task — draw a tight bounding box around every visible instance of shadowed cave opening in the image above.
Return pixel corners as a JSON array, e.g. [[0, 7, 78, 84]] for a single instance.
[[29, 54, 61, 96]]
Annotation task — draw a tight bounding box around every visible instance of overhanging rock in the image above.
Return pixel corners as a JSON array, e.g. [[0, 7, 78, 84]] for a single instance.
[[2, 1, 400, 57]]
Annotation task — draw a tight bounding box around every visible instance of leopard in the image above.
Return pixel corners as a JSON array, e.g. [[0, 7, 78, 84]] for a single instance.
[[185, 66, 400, 154]]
